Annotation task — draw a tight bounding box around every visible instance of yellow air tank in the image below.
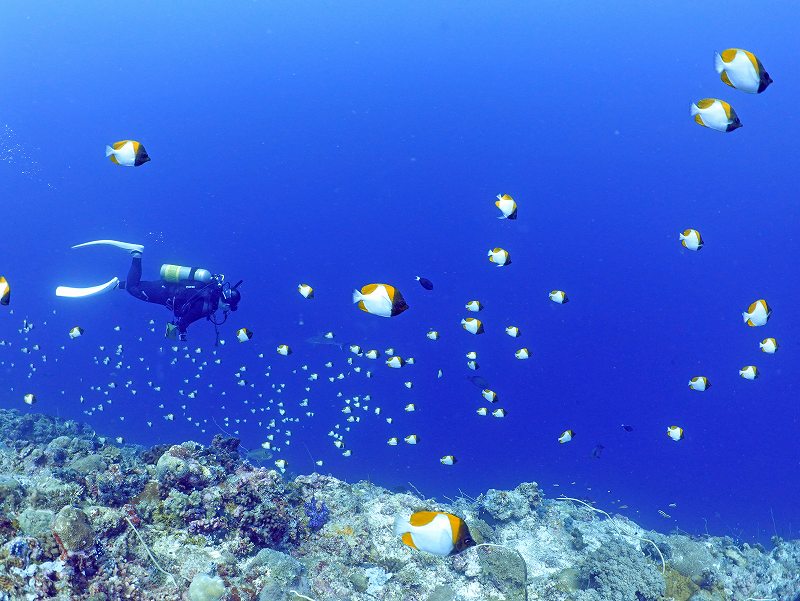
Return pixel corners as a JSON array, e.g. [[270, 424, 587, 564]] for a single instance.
[[160, 264, 212, 284]]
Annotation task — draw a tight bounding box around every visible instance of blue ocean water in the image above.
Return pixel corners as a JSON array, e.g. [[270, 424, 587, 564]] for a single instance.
[[1, 1, 798, 545]]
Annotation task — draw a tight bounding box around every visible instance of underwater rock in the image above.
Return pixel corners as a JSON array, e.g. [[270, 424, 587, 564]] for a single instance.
[[475, 481, 542, 524], [68, 453, 108, 476], [53, 505, 94, 552], [17, 507, 54, 538], [0, 474, 23, 509]]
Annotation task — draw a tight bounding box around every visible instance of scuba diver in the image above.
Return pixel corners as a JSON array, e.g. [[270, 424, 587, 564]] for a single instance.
[[56, 240, 242, 342]]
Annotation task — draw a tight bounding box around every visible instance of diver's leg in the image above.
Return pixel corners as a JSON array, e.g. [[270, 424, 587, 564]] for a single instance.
[[122, 256, 149, 300]]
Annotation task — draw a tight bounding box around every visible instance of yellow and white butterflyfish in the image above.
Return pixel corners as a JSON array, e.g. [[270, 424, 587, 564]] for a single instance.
[[440, 455, 457, 466], [476, 407, 488, 416], [690, 98, 742, 132], [505, 325, 520, 337], [739, 365, 759, 380], [667, 426, 684, 441], [487, 247, 511, 266], [236, 328, 253, 342], [406, 357, 415, 365], [0, 276, 9, 306], [461, 318, 484, 335], [393, 511, 475, 556], [465, 300, 483, 312], [349, 344, 362, 355], [274, 459, 288, 472], [385, 347, 395, 355], [333, 439, 345, 449], [426, 330, 439, 340], [759, 337, 778, 354], [23, 393, 37, 405], [558, 429, 574, 444], [298, 283, 314, 298], [353, 283, 409, 317], [467, 360, 478, 370], [514, 348, 530, 360], [404, 403, 416, 412], [679, 229, 703, 251], [743, 299, 771, 327], [466, 351, 477, 360], [492, 408, 506, 418], [276, 344, 291, 356], [324, 331, 335, 339], [404, 381, 413, 389], [69, 326, 84, 339], [495, 193, 518, 220], [365, 349, 380, 359], [549, 290, 568, 304], [386, 356, 405, 368], [105, 140, 150, 167], [688, 376, 709, 391], [387, 437, 398, 446], [482, 389, 497, 403], [404, 434, 418, 445], [715, 48, 772, 94]]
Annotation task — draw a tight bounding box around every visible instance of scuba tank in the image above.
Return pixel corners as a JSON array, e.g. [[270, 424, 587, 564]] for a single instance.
[[160, 264, 212, 284]]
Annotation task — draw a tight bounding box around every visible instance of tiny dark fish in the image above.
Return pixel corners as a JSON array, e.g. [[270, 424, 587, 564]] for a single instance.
[[591, 444, 605, 459], [621, 424, 634, 432], [467, 375, 490, 389], [415, 276, 434, 290]]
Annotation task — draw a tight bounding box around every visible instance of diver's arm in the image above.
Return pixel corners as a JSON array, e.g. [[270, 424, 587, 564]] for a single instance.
[[175, 287, 217, 336]]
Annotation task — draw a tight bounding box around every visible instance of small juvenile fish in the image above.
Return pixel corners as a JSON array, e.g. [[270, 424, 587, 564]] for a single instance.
[[415, 276, 434, 290]]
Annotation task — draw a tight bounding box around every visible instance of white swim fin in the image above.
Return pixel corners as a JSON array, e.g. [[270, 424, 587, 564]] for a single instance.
[[72, 240, 144, 254], [56, 277, 120, 298]]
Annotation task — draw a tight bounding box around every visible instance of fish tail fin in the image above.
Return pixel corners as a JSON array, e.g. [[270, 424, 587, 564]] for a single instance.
[[689, 103, 700, 116], [678, 233, 685, 240], [105, 145, 115, 157], [714, 52, 725, 74], [393, 514, 411, 536], [352, 289, 363, 304], [742, 312, 750, 324]]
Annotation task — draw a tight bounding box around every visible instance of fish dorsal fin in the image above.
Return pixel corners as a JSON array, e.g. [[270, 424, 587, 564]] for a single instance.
[[696, 98, 715, 110], [409, 511, 439, 527], [743, 50, 760, 73], [721, 48, 737, 63], [112, 140, 127, 150], [131, 140, 141, 152], [383, 284, 396, 300], [361, 283, 378, 295], [720, 101, 732, 119]]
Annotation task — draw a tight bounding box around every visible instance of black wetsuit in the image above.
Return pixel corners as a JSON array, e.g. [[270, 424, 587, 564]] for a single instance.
[[122, 257, 222, 335]]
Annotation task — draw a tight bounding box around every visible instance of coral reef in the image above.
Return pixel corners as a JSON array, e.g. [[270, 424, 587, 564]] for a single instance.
[[0, 408, 798, 600]]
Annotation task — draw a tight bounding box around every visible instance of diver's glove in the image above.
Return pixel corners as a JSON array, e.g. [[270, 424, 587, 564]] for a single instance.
[[165, 322, 178, 340]]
